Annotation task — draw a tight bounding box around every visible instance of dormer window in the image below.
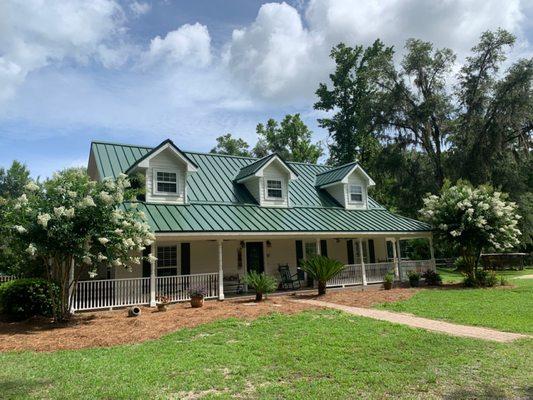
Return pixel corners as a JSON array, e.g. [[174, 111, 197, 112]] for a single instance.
[[155, 170, 178, 194], [266, 179, 283, 199], [349, 184, 363, 203]]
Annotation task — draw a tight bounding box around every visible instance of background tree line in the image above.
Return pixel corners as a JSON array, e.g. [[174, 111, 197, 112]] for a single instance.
[[211, 29, 532, 251]]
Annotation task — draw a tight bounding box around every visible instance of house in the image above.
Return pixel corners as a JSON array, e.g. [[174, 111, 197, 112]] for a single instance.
[[75, 139, 435, 311]]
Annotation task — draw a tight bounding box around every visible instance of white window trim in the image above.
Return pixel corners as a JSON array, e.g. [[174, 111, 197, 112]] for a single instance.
[[153, 168, 179, 196], [264, 178, 284, 201], [348, 184, 364, 204]]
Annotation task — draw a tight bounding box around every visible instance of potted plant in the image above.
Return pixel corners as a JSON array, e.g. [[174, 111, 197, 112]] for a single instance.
[[156, 295, 170, 312], [407, 271, 421, 287], [383, 272, 394, 290], [189, 285, 207, 308]]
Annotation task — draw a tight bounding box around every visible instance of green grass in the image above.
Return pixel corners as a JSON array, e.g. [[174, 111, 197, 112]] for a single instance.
[[436, 266, 532, 284], [1, 311, 532, 399], [379, 270, 533, 334]]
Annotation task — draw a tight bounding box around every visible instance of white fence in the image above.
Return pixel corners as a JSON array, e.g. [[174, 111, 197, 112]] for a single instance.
[[365, 262, 395, 283], [156, 273, 218, 302], [0, 275, 16, 284], [74, 277, 151, 311], [327, 260, 434, 287], [327, 264, 363, 287], [73, 272, 219, 311], [399, 259, 436, 281]]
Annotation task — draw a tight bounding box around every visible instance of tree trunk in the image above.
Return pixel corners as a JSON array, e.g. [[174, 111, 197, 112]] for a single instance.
[[255, 292, 263, 302], [318, 281, 327, 296]]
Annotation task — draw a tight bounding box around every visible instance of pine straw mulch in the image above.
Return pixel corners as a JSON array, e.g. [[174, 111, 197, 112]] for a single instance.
[[0, 287, 417, 353]]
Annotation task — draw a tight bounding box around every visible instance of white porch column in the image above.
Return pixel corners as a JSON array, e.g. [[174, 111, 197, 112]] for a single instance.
[[429, 235, 436, 270], [217, 240, 225, 300], [68, 258, 75, 313], [149, 243, 157, 307], [359, 239, 367, 286], [316, 238, 321, 256], [391, 238, 400, 280], [395, 239, 402, 281]]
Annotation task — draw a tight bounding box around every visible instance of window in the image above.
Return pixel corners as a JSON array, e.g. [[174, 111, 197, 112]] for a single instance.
[[354, 239, 369, 263], [349, 184, 363, 203], [156, 171, 177, 194], [266, 179, 283, 199], [304, 241, 317, 260], [157, 246, 178, 276]]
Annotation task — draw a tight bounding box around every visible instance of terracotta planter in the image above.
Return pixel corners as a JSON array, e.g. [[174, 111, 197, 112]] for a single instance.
[[383, 281, 393, 290], [190, 296, 204, 308]]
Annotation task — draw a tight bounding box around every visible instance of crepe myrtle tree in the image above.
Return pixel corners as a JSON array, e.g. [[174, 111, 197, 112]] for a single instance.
[[420, 181, 521, 277], [8, 169, 156, 322]]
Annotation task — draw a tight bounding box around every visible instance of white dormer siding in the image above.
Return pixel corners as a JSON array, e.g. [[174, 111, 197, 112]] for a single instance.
[[145, 148, 187, 204], [322, 168, 372, 210]]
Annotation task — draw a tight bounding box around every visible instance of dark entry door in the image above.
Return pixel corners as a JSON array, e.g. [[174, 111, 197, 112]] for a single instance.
[[246, 242, 264, 273]]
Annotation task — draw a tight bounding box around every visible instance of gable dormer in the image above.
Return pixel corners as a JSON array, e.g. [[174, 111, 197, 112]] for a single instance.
[[315, 162, 375, 210], [126, 139, 198, 204], [234, 154, 298, 207]]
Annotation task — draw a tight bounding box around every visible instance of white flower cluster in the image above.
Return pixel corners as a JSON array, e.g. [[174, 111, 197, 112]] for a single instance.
[[421, 183, 521, 251]]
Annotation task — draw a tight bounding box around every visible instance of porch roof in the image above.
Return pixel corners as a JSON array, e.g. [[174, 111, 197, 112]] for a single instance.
[[126, 202, 431, 233]]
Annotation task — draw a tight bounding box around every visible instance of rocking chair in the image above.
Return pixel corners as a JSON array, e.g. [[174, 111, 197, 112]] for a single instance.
[[278, 265, 301, 290]]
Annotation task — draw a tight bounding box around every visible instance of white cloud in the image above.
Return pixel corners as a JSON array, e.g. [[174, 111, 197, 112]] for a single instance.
[[141, 23, 212, 68], [224, 0, 530, 102], [129, 1, 151, 16], [0, 0, 127, 102]]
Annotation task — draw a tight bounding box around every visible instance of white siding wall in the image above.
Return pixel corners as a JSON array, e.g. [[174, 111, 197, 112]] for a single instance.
[[327, 184, 346, 207], [260, 162, 289, 207], [244, 177, 261, 203], [345, 172, 368, 210], [145, 148, 187, 204], [327, 239, 349, 264], [266, 239, 296, 277]]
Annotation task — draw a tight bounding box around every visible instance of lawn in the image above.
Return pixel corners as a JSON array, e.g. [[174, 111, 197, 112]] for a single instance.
[[1, 310, 532, 399], [379, 270, 533, 334]]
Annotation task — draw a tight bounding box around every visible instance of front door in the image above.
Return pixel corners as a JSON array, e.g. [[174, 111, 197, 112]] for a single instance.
[[246, 242, 265, 273]]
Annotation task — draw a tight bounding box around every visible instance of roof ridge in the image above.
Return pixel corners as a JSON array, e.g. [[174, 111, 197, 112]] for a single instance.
[[91, 140, 153, 149], [315, 161, 357, 176]]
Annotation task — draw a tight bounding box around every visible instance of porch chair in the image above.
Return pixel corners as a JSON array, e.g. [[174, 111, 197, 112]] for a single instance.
[[278, 265, 301, 290]]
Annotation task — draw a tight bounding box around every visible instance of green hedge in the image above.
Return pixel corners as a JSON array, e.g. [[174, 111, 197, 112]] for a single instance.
[[0, 278, 59, 321]]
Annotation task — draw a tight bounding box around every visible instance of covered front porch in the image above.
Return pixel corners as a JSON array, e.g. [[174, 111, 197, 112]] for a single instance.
[[72, 232, 435, 311]]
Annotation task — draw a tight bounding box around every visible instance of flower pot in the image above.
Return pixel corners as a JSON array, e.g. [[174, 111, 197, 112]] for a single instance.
[[383, 281, 393, 290], [157, 303, 168, 312], [190, 296, 204, 308]]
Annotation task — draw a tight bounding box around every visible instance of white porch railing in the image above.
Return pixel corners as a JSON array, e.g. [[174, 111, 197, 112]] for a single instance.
[[74, 277, 151, 311], [73, 272, 219, 311], [0, 275, 16, 283], [365, 262, 395, 283], [327, 264, 363, 287], [156, 273, 218, 302], [327, 260, 434, 287], [399, 259, 436, 281]]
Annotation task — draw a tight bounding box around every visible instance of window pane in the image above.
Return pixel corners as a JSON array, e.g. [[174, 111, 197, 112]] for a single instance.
[[267, 180, 282, 198], [157, 246, 177, 268], [156, 171, 177, 193], [350, 185, 363, 202], [157, 182, 177, 193], [157, 172, 176, 183]]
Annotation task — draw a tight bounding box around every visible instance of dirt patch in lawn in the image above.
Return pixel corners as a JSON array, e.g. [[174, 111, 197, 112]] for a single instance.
[[0, 287, 417, 352]]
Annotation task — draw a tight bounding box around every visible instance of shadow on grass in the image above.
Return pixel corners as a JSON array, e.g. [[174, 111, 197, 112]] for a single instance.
[[444, 384, 532, 399], [1, 378, 52, 398]]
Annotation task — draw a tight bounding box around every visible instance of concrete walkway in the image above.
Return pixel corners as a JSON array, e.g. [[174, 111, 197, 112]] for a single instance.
[[297, 299, 530, 343]]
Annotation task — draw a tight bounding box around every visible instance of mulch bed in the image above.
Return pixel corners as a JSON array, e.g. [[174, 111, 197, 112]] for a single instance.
[[0, 287, 418, 353]]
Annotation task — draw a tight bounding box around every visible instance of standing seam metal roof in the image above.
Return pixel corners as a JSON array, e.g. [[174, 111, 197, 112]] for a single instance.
[[93, 141, 431, 233]]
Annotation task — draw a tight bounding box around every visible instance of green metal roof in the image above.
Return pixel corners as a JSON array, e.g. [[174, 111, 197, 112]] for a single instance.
[[315, 162, 358, 187], [123, 203, 430, 233], [234, 154, 274, 182], [125, 139, 197, 174], [92, 141, 430, 233]]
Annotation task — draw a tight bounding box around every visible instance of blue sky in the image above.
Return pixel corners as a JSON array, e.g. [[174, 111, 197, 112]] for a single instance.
[[0, 0, 531, 178]]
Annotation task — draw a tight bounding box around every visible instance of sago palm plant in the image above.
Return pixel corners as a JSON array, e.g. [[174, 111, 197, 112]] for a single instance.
[[244, 271, 278, 302], [300, 256, 345, 295]]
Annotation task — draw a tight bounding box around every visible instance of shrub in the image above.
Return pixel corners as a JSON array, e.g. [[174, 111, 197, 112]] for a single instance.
[[463, 270, 499, 288], [422, 270, 442, 286], [499, 275, 509, 286], [0, 278, 59, 321], [300, 256, 345, 295], [407, 271, 421, 287], [244, 271, 278, 302]]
